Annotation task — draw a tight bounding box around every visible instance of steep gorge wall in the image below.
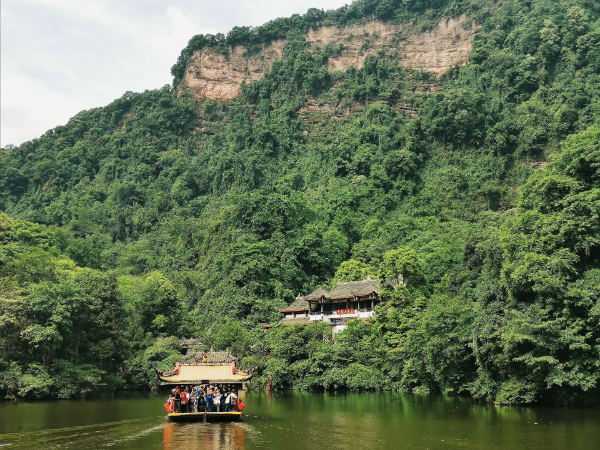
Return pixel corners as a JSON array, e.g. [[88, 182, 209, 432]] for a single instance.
[[182, 15, 479, 101]]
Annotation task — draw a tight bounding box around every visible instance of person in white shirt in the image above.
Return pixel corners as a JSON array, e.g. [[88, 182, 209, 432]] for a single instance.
[[225, 391, 234, 411], [214, 389, 222, 412]]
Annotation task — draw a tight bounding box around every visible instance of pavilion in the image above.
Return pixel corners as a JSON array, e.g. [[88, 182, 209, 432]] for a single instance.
[[271, 276, 387, 333]]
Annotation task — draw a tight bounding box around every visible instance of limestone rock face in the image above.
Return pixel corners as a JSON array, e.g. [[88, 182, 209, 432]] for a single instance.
[[183, 41, 284, 100], [181, 15, 479, 101], [399, 15, 479, 75]]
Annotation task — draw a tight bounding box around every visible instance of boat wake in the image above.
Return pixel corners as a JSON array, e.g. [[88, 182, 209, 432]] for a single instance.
[[0, 416, 166, 450]]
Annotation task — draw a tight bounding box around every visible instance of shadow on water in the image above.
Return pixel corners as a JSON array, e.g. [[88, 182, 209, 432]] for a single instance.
[[1, 391, 599, 449]]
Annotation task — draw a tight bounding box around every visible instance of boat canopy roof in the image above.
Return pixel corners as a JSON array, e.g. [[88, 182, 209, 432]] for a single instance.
[[157, 363, 252, 385]]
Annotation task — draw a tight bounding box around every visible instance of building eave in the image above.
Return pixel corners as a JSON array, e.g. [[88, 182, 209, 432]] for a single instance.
[[278, 308, 310, 313]]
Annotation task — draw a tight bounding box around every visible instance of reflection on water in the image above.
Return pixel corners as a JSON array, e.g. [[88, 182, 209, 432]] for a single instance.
[[0, 391, 599, 449], [162, 422, 245, 450]]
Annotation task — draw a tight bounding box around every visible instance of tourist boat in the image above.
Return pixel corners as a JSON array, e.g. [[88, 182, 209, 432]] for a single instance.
[[157, 350, 252, 422]]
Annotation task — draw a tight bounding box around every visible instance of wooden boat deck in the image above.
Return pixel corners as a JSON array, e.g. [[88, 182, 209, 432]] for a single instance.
[[167, 411, 242, 422]]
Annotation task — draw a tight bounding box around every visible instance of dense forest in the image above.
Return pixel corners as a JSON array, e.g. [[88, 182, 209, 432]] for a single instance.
[[1, 0, 600, 405]]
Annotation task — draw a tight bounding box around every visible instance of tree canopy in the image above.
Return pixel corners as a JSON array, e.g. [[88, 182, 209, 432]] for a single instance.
[[2, 0, 600, 405]]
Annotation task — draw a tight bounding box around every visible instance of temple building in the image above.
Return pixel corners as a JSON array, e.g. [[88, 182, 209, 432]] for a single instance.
[[273, 277, 385, 334], [277, 294, 312, 326]]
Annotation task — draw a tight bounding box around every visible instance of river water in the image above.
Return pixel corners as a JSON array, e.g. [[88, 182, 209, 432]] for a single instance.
[[0, 391, 598, 449]]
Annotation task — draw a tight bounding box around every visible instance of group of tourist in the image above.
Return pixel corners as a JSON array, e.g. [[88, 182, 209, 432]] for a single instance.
[[166, 385, 240, 414]]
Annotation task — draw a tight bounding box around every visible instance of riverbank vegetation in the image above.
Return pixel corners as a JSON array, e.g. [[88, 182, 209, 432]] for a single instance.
[[1, 0, 600, 404]]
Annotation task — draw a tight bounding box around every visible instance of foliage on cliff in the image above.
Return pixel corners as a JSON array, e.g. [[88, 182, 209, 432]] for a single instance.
[[2, 0, 600, 404], [170, 0, 493, 84]]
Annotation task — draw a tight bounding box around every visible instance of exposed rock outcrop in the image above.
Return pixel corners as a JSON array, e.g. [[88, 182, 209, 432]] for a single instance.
[[182, 15, 479, 101], [184, 41, 284, 100]]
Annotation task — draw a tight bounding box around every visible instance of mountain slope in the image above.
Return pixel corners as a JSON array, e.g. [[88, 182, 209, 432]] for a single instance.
[[1, 0, 600, 404]]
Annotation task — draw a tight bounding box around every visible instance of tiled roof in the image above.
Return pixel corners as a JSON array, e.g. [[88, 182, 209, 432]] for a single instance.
[[206, 351, 237, 363], [327, 278, 380, 299], [182, 350, 238, 363], [279, 295, 310, 312], [157, 364, 251, 384], [305, 287, 329, 301], [304, 278, 381, 302]]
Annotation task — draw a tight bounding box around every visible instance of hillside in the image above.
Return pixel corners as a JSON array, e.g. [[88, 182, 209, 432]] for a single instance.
[[1, 0, 600, 404]]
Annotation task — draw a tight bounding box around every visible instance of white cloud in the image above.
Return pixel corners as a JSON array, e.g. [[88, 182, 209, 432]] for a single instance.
[[1, 0, 350, 147], [2, 74, 89, 147], [63, 26, 88, 39]]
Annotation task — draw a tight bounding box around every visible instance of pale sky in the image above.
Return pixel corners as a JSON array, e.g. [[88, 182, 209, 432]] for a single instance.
[[1, 0, 350, 147]]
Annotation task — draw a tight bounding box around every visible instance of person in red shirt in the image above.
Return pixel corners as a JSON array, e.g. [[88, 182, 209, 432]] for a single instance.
[[181, 388, 189, 413]]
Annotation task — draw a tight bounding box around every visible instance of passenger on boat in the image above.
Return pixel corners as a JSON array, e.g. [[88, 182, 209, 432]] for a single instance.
[[173, 389, 181, 413], [206, 385, 214, 412], [213, 389, 222, 412], [198, 385, 206, 412], [225, 390, 237, 411], [181, 388, 189, 413], [190, 391, 198, 413], [224, 391, 230, 411], [166, 394, 174, 413]]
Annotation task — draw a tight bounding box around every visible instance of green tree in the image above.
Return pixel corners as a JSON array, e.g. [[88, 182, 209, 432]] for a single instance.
[[333, 259, 373, 285]]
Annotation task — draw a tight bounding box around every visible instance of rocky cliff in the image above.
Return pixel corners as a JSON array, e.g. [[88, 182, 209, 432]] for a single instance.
[[181, 15, 479, 101]]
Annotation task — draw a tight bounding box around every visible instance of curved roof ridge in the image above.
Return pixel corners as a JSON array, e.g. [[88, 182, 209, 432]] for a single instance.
[[305, 286, 329, 300], [279, 294, 311, 312]]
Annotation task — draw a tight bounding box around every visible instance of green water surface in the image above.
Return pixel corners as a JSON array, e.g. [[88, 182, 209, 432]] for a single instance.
[[0, 391, 598, 449]]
